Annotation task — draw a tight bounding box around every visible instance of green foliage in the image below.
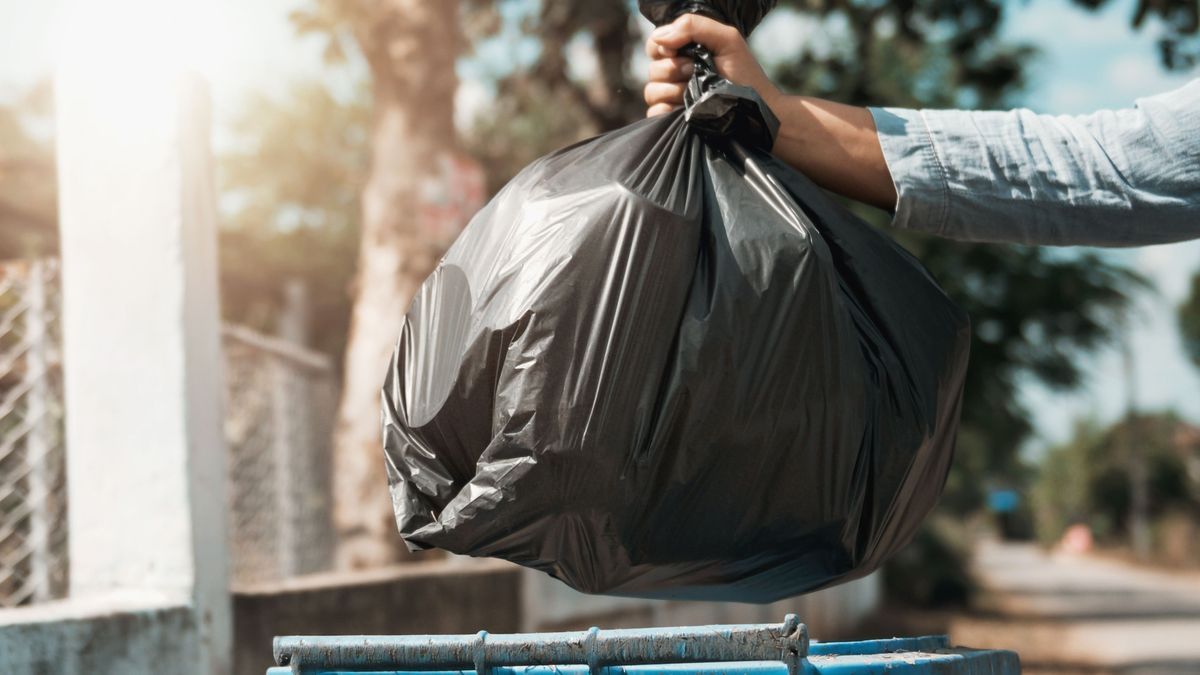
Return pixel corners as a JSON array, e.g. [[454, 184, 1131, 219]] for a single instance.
[[461, 2, 646, 189], [1032, 418, 1104, 544], [217, 80, 370, 358], [1033, 412, 1200, 546], [755, 0, 1146, 507], [1180, 271, 1200, 369], [769, 0, 1199, 95], [894, 236, 1147, 512], [882, 516, 975, 608], [770, 1, 1033, 109], [467, 79, 600, 194], [753, 0, 1176, 509], [1123, 0, 1200, 69], [749, 0, 1154, 511]]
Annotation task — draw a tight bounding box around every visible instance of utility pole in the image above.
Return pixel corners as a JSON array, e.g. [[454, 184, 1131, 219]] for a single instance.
[[1123, 324, 1150, 561]]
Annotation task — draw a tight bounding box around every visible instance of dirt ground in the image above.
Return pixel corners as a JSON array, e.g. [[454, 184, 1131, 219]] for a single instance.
[[857, 540, 1200, 674]]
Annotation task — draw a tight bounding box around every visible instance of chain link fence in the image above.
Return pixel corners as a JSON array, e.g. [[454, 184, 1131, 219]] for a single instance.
[[223, 323, 337, 585], [0, 259, 339, 606], [0, 259, 67, 608]]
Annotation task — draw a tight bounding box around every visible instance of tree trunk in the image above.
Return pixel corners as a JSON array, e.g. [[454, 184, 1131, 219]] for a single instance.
[[333, 0, 477, 569]]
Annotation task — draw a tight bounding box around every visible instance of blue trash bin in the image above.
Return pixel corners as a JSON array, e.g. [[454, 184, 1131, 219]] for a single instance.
[[267, 615, 1019, 675]]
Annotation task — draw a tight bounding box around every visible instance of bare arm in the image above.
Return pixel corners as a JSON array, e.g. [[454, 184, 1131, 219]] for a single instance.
[[645, 14, 897, 210]]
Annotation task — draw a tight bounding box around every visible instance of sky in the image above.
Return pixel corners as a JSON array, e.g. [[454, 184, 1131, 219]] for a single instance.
[[1, 0, 1197, 452], [998, 0, 1200, 451]]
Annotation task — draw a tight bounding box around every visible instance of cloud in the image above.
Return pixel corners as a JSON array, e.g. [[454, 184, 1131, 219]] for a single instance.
[[1004, 0, 1132, 47], [1105, 53, 1193, 102], [1044, 83, 1096, 114], [1003, 0, 1195, 113]]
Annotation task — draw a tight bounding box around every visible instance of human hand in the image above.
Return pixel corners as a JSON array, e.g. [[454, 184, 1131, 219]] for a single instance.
[[644, 13, 782, 117]]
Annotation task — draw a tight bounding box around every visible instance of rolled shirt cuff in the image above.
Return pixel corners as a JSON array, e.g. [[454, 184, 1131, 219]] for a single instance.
[[868, 107, 951, 236]]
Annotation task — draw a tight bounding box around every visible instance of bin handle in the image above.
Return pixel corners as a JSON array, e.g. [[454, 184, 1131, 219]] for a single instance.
[[275, 614, 807, 675]]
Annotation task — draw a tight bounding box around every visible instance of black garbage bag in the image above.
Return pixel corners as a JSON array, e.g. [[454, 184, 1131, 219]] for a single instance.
[[381, 0, 970, 602]]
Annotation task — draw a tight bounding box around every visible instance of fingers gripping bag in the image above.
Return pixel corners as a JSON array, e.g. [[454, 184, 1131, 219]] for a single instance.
[[382, 0, 971, 601]]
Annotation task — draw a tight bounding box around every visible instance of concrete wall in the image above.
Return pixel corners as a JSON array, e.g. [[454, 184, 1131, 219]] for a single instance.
[[232, 560, 523, 675], [0, 597, 196, 673]]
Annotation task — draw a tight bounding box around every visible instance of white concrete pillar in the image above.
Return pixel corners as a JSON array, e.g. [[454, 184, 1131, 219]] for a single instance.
[[55, 54, 231, 675]]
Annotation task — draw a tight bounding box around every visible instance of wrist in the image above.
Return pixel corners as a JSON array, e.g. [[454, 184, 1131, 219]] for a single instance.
[[768, 95, 896, 209], [759, 84, 787, 118], [765, 93, 809, 153]]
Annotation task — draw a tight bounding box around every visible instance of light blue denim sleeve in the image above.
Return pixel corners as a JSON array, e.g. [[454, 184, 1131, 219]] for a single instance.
[[868, 79, 1200, 247]]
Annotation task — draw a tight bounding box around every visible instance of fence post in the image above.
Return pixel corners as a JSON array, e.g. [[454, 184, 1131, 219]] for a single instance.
[[278, 279, 311, 347], [22, 259, 54, 603], [268, 353, 300, 578], [268, 279, 308, 577]]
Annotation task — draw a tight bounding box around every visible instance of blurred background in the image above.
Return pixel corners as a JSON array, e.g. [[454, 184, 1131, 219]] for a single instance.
[[1, 0, 1199, 673]]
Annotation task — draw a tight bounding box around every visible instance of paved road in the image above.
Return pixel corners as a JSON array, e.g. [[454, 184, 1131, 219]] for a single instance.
[[950, 541, 1200, 674]]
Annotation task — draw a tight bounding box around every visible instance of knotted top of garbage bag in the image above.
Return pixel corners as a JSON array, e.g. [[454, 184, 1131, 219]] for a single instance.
[[639, 1, 781, 150], [638, 0, 777, 37]]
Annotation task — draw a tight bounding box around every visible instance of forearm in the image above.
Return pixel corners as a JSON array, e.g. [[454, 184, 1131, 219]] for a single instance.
[[869, 80, 1200, 247], [766, 94, 896, 211]]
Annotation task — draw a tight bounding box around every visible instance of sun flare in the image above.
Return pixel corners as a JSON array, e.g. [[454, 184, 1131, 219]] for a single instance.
[[54, 0, 225, 88]]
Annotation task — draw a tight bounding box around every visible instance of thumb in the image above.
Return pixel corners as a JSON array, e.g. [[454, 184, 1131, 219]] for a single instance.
[[650, 13, 742, 54]]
